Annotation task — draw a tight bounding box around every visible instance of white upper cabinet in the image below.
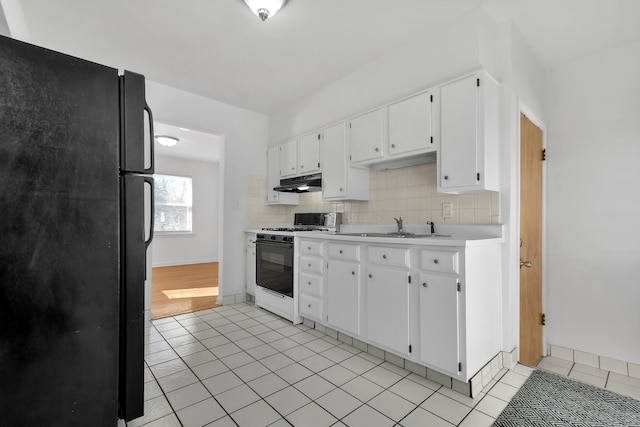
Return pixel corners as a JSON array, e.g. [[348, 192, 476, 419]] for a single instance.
[[279, 134, 320, 179], [349, 109, 386, 164], [322, 122, 369, 201], [267, 146, 298, 205], [388, 91, 436, 157], [279, 139, 298, 178], [438, 71, 500, 193], [297, 132, 321, 175]]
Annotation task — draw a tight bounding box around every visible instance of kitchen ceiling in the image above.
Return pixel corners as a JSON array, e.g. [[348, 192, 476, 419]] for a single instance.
[[2, 0, 640, 114]]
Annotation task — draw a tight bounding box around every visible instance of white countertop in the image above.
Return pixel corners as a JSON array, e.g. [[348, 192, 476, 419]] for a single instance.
[[247, 224, 503, 247]]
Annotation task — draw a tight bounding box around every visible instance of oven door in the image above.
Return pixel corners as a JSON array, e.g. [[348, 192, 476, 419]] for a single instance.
[[256, 239, 294, 297]]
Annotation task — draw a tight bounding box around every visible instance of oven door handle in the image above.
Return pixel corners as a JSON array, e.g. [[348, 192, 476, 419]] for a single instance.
[[256, 240, 293, 249]]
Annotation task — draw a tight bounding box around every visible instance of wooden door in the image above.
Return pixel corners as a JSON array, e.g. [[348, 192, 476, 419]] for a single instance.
[[519, 113, 544, 365]]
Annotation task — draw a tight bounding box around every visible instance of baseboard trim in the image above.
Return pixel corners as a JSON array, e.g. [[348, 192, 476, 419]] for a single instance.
[[547, 343, 640, 379]]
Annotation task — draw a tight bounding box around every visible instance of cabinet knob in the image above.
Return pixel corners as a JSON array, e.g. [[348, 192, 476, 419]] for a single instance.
[[308, 263, 311, 267], [308, 246, 311, 250], [422, 282, 428, 288], [391, 144, 396, 148], [308, 281, 311, 285], [433, 259, 439, 264], [351, 271, 355, 275], [444, 175, 449, 180], [374, 147, 379, 152], [308, 304, 311, 308], [339, 188, 343, 192], [339, 249, 343, 254], [368, 274, 372, 278], [382, 254, 387, 259], [300, 165, 304, 168], [291, 167, 295, 170]]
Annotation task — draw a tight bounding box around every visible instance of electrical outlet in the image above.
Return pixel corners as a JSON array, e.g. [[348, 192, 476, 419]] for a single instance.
[[442, 202, 453, 218]]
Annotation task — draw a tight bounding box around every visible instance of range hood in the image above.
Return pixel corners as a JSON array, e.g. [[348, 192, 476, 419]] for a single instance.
[[274, 173, 322, 193]]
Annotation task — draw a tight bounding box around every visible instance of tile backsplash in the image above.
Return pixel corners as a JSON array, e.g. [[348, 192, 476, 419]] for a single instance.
[[246, 162, 500, 228]]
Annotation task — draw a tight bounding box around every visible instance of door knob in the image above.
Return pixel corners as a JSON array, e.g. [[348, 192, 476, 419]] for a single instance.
[[520, 259, 532, 268]]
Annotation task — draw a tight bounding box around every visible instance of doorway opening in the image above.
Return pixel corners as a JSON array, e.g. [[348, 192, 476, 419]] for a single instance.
[[149, 123, 223, 320]]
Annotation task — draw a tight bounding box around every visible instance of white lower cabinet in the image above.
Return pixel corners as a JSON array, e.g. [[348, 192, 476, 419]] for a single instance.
[[366, 264, 411, 357], [298, 239, 324, 323], [419, 272, 459, 375], [326, 259, 360, 336], [297, 236, 501, 384], [245, 233, 256, 296]]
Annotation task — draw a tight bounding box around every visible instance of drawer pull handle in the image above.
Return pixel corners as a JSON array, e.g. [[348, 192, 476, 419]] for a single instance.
[[433, 259, 439, 264], [444, 175, 449, 180], [339, 250, 343, 254], [422, 282, 428, 288], [382, 254, 387, 259]]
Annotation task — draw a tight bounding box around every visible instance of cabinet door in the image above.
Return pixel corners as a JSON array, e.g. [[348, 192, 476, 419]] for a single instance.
[[279, 139, 298, 178], [366, 265, 410, 356], [327, 259, 360, 335], [388, 92, 434, 156], [419, 273, 459, 374], [349, 109, 385, 164], [440, 75, 478, 189], [245, 236, 256, 296], [267, 146, 298, 205], [298, 133, 320, 175], [322, 123, 347, 199]]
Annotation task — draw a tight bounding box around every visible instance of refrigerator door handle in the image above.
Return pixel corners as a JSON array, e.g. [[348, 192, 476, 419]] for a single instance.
[[144, 177, 154, 249], [144, 102, 154, 174]]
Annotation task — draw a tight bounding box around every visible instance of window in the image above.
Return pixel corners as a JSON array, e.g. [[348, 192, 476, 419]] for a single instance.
[[154, 174, 193, 233]]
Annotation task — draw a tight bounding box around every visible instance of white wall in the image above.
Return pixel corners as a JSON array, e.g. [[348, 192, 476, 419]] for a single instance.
[[269, 7, 489, 143], [152, 154, 219, 267], [545, 38, 640, 364], [145, 81, 269, 300], [493, 21, 547, 354]]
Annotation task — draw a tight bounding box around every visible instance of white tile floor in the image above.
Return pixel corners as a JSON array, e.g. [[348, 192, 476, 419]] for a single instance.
[[127, 302, 639, 427]]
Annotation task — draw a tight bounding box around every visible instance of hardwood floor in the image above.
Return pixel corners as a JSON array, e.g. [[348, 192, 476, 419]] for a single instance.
[[151, 262, 220, 320]]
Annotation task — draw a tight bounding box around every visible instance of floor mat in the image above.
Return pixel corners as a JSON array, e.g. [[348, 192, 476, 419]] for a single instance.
[[493, 369, 640, 426]]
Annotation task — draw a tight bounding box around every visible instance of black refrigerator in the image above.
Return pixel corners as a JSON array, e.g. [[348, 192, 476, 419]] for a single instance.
[[0, 35, 153, 425]]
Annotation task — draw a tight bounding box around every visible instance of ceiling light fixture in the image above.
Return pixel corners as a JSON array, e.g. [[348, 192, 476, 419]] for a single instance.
[[242, 0, 288, 22], [155, 135, 179, 147]]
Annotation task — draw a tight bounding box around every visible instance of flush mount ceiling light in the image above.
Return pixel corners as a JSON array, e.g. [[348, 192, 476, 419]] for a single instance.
[[242, 0, 288, 21], [155, 135, 179, 147]]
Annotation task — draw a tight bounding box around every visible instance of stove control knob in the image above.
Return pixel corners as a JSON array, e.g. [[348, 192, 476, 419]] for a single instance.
[[270, 235, 276, 240]]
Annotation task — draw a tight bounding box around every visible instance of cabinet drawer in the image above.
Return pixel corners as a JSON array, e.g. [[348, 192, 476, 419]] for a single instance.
[[299, 239, 323, 257], [368, 246, 410, 268], [420, 249, 459, 274], [328, 243, 360, 261], [300, 256, 324, 274], [300, 294, 323, 321], [299, 272, 323, 297]]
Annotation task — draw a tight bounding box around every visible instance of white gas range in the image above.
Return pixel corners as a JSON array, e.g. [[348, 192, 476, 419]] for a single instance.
[[254, 213, 340, 323]]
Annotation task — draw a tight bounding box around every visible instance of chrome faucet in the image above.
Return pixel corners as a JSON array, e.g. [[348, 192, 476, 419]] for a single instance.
[[426, 221, 435, 236], [394, 216, 404, 233]]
